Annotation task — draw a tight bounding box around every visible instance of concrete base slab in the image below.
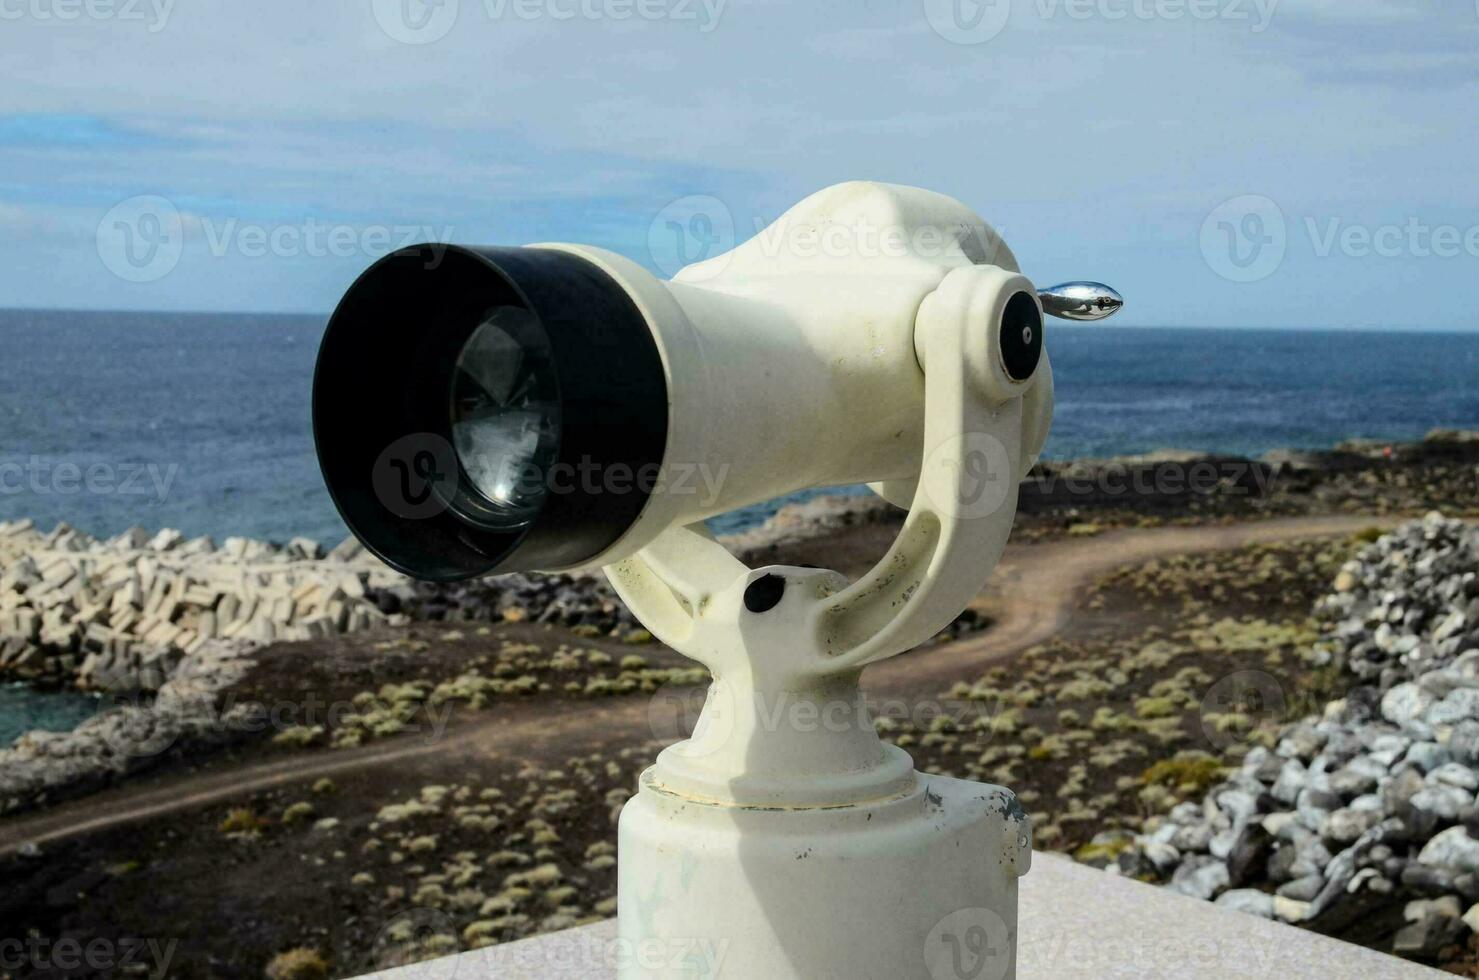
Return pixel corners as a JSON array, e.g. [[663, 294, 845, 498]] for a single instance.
[[363, 853, 1444, 979]]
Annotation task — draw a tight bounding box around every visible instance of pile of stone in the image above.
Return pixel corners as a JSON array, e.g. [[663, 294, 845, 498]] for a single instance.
[[0, 519, 405, 694], [1115, 513, 1479, 961], [367, 572, 640, 636]]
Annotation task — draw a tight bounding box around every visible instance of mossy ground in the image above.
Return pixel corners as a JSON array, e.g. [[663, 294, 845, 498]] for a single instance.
[[880, 536, 1360, 856]]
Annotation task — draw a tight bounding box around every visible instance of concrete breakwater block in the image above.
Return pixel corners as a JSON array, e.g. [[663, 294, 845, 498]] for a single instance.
[[0, 520, 406, 694], [0, 513, 656, 699]]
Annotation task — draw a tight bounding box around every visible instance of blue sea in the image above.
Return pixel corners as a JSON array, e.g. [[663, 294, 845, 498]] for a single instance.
[[1, 310, 1477, 742], [1, 309, 1476, 545], [0, 683, 100, 746]]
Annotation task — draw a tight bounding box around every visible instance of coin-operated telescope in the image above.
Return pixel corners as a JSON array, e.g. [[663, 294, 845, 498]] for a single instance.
[[314, 181, 1121, 979]]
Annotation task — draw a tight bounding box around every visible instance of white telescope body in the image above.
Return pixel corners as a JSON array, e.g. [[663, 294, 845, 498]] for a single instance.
[[546, 181, 1050, 564], [312, 181, 1087, 979]]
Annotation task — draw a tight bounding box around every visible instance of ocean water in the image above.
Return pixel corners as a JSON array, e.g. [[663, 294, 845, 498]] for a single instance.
[[2, 310, 1477, 546], [2, 311, 1478, 743], [0, 683, 100, 746]]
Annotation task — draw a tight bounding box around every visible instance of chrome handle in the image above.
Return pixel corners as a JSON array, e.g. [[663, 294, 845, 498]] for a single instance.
[[1038, 281, 1124, 321]]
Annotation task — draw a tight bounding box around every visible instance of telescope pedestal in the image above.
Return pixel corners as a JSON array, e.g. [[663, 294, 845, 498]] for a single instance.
[[618, 767, 1030, 979], [607, 556, 1031, 980], [602, 256, 1053, 980]]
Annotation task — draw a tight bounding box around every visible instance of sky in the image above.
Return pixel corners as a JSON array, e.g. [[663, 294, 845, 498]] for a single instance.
[[1, 0, 1477, 328]]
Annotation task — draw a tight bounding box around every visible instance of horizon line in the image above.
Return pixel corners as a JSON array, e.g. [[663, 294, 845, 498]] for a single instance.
[[1, 306, 1477, 335]]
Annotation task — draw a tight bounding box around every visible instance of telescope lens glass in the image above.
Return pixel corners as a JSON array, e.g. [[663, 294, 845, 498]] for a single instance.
[[448, 308, 560, 530]]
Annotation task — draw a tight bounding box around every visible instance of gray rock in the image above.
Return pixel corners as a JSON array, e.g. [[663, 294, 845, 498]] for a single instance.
[[1321, 730, 1364, 767], [1418, 827, 1479, 875], [1273, 896, 1311, 924], [1146, 822, 1179, 847], [1434, 610, 1469, 644], [1348, 867, 1391, 897], [1277, 724, 1325, 762], [1411, 785, 1470, 823], [1246, 750, 1285, 785], [1214, 888, 1274, 919], [286, 536, 324, 560], [1368, 747, 1404, 767], [1143, 842, 1180, 875], [1428, 688, 1479, 727], [1211, 787, 1260, 826], [1171, 860, 1230, 901], [1296, 787, 1344, 812], [1328, 763, 1380, 798], [1455, 873, 1479, 903], [1294, 804, 1330, 833], [1371, 732, 1412, 755], [1405, 741, 1450, 772], [1450, 720, 1479, 766], [1226, 823, 1272, 886], [1276, 874, 1324, 902], [1170, 823, 1213, 854], [1401, 862, 1456, 896], [1168, 801, 1203, 825], [1392, 800, 1442, 844], [1406, 895, 1463, 921], [1392, 908, 1464, 960], [1271, 760, 1307, 806], [1428, 761, 1479, 792], [1261, 812, 1298, 838], [1288, 837, 1333, 880], [1310, 820, 1396, 920], [1324, 807, 1382, 845], [1265, 844, 1298, 885]]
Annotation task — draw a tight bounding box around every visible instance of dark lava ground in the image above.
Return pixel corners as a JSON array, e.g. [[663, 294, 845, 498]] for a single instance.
[[4, 432, 1479, 979]]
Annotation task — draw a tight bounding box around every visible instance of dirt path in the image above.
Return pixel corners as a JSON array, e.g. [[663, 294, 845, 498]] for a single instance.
[[0, 513, 1395, 857], [869, 513, 1395, 690]]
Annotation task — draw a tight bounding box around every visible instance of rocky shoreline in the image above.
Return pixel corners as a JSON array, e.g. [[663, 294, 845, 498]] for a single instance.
[[0, 521, 655, 816], [1, 430, 1475, 825], [0, 521, 658, 699], [1116, 513, 1479, 963], [4, 428, 1476, 699]]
